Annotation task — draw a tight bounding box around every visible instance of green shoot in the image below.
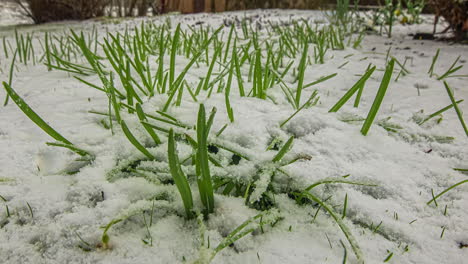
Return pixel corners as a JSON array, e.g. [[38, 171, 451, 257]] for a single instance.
[[168, 129, 194, 219], [272, 136, 294, 162], [443, 81, 468, 137], [136, 103, 161, 145], [295, 42, 308, 108], [418, 99, 464, 125], [280, 90, 319, 128], [303, 73, 337, 89], [361, 59, 395, 136], [428, 48, 439, 77], [427, 179, 468, 205], [3, 82, 73, 145], [329, 66, 376, 112], [300, 191, 364, 262], [3, 49, 17, 106], [120, 120, 155, 160], [196, 104, 215, 214], [437, 56, 463, 80]]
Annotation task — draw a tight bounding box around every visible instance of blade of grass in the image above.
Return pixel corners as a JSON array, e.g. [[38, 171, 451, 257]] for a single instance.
[[361, 59, 394, 136], [329, 66, 376, 112], [427, 179, 468, 205], [443, 81, 468, 137], [120, 120, 154, 160], [168, 129, 194, 219], [3, 82, 72, 145], [196, 104, 215, 214]]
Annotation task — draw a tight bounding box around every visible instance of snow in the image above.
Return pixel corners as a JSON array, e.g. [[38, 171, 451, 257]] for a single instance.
[[0, 9, 467, 264]]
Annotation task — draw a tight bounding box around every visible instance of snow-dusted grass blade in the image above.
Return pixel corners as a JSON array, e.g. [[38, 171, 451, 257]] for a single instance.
[[208, 210, 279, 262]]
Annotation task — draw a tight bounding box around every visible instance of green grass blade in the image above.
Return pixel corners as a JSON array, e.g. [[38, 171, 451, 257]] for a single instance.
[[419, 99, 464, 125], [305, 178, 377, 191], [196, 104, 215, 214], [427, 179, 468, 205], [120, 120, 154, 160], [3, 82, 72, 145], [168, 129, 194, 219], [443, 81, 468, 137], [272, 136, 294, 162], [46, 142, 92, 157], [303, 73, 337, 89], [136, 103, 161, 145], [169, 24, 181, 86], [329, 66, 376, 112], [428, 48, 439, 77], [361, 60, 394, 136], [3, 49, 17, 106], [301, 191, 364, 262], [280, 90, 318, 128], [295, 42, 308, 108]]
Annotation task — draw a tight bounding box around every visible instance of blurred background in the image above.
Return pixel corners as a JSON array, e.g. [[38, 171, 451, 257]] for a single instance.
[[1, 0, 466, 40], [0, 0, 411, 25]]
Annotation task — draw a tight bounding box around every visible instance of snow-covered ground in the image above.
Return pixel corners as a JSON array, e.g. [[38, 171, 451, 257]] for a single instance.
[[0, 10, 467, 264]]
